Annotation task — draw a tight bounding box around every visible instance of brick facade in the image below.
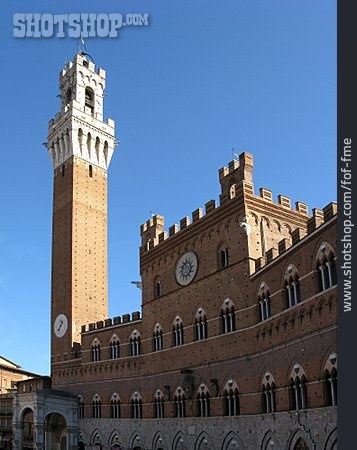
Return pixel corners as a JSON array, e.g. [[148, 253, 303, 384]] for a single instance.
[[17, 53, 337, 450]]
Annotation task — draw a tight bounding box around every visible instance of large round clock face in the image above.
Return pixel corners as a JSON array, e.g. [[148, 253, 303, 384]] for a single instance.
[[54, 314, 68, 338], [175, 252, 198, 286]]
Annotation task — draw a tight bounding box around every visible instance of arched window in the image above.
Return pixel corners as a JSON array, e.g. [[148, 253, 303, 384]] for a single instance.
[[195, 309, 208, 341], [284, 265, 301, 308], [223, 381, 240, 416], [289, 372, 307, 410], [324, 368, 337, 406], [85, 86, 95, 115], [153, 324, 163, 352], [172, 316, 184, 347], [95, 137, 100, 163], [110, 394, 121, 418], [219, 247, 229, 269], [261, 383, 276, 413], [258, 283, 272, 321], [323, 353, 337, 406], [174, 388, 186, 418], [221, 298, 235, 334], [21, 408, 34, 444], [154, 390, 165, 418], [130, 392, 143, 419], [130, 330, 141, 356], [261, 372, 277, 413], [92, 395, 102, 418], [315, 243, 337, 292], [317, 256, 337, 291], [77, 396, 85, 419], [154, 279, 162, 298], [87, 132, 92, 160], [109, 335, 120, 359], [103, 141, 109, 167], [196, 384, 210, 417], [91, 339, 101, 362], [78, 128, 83, 155]]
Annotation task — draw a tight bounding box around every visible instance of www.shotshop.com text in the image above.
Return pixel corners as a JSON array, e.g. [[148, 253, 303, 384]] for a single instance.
[[341, 138, 353, 312]]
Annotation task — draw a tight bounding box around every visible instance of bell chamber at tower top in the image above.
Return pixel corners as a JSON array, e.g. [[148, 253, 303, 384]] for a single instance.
[[47, 53, 116, 171]]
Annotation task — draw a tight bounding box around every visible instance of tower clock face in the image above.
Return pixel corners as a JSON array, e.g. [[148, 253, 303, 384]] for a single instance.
[[175, 252, 198, 286], [54, 314, 68, 338]]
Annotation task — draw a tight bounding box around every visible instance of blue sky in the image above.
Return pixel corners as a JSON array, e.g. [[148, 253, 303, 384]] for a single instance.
[[0, 0, 336, 375]]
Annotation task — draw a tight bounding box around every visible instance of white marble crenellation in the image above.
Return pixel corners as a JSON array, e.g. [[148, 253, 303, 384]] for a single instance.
[[47, 53, 116, 171]]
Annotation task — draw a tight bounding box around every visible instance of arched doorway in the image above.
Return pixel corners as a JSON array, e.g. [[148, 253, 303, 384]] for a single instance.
[[21, 408, 34, 450], [45, 413, 68, 450], [78, 442, 85, 450]]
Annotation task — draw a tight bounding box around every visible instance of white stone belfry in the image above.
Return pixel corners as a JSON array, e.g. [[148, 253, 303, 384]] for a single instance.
[[47, 53, 116, 170]]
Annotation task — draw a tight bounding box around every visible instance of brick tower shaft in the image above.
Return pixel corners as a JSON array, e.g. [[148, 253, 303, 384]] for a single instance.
[[48, 53, 116, 362]]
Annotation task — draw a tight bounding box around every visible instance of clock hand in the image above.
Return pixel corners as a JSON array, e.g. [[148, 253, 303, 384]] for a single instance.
[[58, 320, 63, 332]]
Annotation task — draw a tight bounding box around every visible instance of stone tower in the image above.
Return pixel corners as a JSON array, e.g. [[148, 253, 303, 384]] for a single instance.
[[47, 53, 116, 362]]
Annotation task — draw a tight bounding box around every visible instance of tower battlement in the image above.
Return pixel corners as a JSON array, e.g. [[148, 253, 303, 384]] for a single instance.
[[140, 215, 165, 250], [46, 53, 116, 171], [61, 53, 106, 80], [139, 152, 336, 267]]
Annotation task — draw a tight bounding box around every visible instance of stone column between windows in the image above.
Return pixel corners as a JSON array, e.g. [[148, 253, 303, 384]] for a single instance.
[[319, 266, 327, 290], [329, 377, 337, 406], [292, 281, 298, 306], [326, 261, 333, 288], [229, 312, 233, 331], [293, 385, 299, 410]]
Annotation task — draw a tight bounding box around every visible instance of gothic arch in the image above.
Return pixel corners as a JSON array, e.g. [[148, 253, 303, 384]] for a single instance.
[[129, 431, 143, 449], [78, 431, 86, 447], [172, 431, 189, 450], [90, 429, 103, 445], [321, 352, 337, 374], [286, 428, 315, 450], [272, 219, 281, 232], [221, 297, 234, 310], [221, 431, 244, 450], [172, 315, 183, 326], [195, 431, 214, 450], [257, 281, 271, 299], [260, 430, 281, 450], [314, 241, 336, 264], [280, 263, 300, 286], [129, 329, 141, 341], [324, 428, 337, 450], [288, 362, 306, 381], [249, 212, 259, 226], [222, 379, 239, 393], [193, 307, 207, 321], [152, 431, 166, 450], [108, 429, 124, 448]]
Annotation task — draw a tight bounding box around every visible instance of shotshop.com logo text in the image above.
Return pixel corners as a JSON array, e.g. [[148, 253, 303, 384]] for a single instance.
[[13, 13, 149, 38]]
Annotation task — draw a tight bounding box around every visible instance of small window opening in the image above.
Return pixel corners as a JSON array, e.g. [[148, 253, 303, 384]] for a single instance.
[[85, 87, 95, 115], [65, 87, 72, 104], [89, 165, 93, 178]]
